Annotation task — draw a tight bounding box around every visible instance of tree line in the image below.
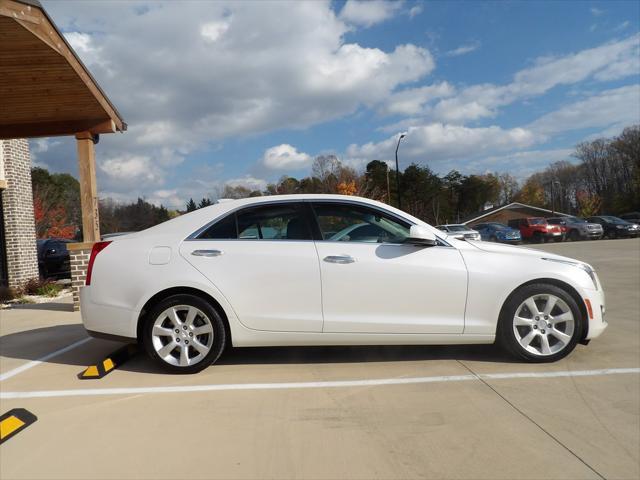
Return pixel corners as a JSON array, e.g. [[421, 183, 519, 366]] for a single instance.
[[187, 125, 639, 224], [32, 124, 638, 239]]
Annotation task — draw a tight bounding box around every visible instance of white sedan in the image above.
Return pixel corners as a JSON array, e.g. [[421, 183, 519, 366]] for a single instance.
[[81, 194, 607, 373]]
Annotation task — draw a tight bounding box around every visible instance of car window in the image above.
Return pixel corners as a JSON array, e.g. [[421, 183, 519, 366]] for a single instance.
[[199, 203, 312, 240], [312, 202, 410, 244], [199, 213, 237, 239]]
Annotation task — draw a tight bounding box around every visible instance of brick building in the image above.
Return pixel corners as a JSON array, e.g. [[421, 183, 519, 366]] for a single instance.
[[0, 139, 38, 288]]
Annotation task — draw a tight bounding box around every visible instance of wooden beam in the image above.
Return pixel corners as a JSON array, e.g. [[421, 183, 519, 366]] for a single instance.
[[76, 131, 100, 243], [0, 119, 116, 139]]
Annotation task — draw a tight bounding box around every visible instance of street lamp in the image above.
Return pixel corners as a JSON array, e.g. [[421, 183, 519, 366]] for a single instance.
[[550, 180, 561, 215], [395, 133, 406, 210]]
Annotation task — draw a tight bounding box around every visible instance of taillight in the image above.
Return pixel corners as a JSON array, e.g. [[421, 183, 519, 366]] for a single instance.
[[86, 241, 112, 286]]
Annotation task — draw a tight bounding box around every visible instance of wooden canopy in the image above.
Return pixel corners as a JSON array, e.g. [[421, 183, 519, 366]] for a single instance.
[[0, 0, 126, 139], [0, 0, 126, 243]]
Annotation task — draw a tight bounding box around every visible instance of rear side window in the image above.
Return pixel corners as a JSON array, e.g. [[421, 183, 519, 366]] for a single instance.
[[197, 203, 312, 241], [199, 214, 237, 239]]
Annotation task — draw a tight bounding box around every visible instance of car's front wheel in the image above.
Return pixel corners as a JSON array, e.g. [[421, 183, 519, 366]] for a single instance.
[[142, 294, 227, 373], [498, 284, 583, 362]]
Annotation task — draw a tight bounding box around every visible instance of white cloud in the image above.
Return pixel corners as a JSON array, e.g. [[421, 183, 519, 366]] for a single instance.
[[200, 20, 230, 42], [464, 148, 574, 179], [99, 155, 164, 186], [528, 85, 640, 135], [262, 144, 312, 170], [340, 0, 402, 27], [380, 82, 455, 116], [387, 34, 640, 123], [590, 7, 604, 16], [346, 123, 537, 170], [225, 176, 268, 191], [444, 41, 480, 57], [408, 4, 423, 19], [43, 0, 434, 200]]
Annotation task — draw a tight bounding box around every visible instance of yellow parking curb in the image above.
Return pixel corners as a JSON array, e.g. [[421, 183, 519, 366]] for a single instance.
[[78, 344, 137, 380], [0, 409, 37, 444]]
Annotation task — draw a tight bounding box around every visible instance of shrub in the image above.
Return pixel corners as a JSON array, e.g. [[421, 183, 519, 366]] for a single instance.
[[36, 282, 63, 297], [0, 286, 17, 303], [22, 278, 63, 297]]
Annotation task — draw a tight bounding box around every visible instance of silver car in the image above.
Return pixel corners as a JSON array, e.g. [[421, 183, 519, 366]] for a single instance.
[[436, 224, 481, 241], [547, 216, 603, 241]]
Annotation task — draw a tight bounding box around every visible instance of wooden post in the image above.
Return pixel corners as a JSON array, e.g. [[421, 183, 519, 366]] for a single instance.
[[75, 132, 100, 242]]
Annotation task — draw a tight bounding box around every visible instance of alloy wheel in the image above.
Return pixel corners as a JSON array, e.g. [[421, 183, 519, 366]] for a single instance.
[[151, 305, 214, 367], [512, 294, 575, 356]]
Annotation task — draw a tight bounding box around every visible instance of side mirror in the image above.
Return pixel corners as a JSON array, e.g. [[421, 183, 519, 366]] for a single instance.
[[46, 248, 57, 256], [406, 225, 437, 247]]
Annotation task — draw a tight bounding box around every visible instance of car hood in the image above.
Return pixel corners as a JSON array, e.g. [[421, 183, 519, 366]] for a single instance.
[[468, 240, 573, 262]]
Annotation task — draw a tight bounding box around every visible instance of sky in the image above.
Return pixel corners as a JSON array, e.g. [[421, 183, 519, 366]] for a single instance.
[[33, 0, 640, 209]]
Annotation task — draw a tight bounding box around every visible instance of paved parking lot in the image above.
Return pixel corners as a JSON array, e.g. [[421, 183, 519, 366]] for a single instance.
[[1, 239, 638, 479]]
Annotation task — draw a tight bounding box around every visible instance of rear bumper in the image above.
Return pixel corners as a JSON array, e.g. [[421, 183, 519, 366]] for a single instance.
[[80, 287, 139, 340]]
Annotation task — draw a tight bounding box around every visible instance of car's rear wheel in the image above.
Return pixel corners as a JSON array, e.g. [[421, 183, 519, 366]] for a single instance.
[[569, 229, 580, 241], [498, 284, 583, 362], [142, 294, 226, 374], [533, 232, 543, 243]]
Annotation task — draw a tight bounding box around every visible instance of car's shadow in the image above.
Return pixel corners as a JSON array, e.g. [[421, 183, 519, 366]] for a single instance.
[[1, 324, 520, 376]]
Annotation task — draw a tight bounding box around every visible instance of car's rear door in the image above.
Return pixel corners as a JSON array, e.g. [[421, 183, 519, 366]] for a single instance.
[[180, 201, 323, 332], [310, 201, 467, 334]]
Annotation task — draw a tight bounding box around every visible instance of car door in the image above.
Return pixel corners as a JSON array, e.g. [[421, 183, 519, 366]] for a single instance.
[[310, 201, 467, 334], [180, 201, 323, 332]]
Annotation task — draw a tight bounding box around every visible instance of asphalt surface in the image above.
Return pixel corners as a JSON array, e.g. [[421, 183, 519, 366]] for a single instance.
[[0, 238, 638, 479]]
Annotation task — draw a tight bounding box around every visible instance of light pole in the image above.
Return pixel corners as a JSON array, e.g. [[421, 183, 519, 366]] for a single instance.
[[550, 180, 561, 215], [395, 133, 406, 210]]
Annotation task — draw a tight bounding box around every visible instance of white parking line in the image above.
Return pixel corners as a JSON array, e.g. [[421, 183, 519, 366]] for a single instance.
[[0, 337, 92, 382], [1, 367, 638, 400]]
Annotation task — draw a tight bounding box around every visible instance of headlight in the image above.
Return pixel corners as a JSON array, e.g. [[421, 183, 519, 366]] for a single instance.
[[616, 225, 624, 229], [541, 257, 598, 289]]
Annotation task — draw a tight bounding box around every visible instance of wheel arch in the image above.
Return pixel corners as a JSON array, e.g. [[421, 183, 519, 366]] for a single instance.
[[498, 278, 589, 342], [137, 286, 232, 344]]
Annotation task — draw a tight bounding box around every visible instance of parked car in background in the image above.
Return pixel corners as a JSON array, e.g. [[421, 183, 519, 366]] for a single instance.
[[508, 218, 563, 243], [619, 212, 640, 225], [473, 222, 522, 244], [37, 238, 72, 279], [586, 216, 640, 239], [436, 224, 481, 241], [80, 194, 607, 373], [547, 216, 603, 241]]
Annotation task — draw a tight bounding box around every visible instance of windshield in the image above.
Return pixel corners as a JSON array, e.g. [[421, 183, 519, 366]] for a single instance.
[[565, 216, 586, 223], [601, 216, 629, 225], [488, 223, 509, 230], [529, 218, 547, 225]]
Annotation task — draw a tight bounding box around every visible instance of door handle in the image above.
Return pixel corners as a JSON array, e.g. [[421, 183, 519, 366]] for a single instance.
[[323, 255, 355, 264], [191, 249, 223, 257]]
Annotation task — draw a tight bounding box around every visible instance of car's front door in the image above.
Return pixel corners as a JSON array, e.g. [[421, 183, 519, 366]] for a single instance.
[[180, 202, 323, 332], [310, 202, 467, 334]]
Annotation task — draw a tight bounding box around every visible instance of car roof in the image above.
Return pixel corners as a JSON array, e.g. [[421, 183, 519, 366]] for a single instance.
[[134, 194, 443, 239]]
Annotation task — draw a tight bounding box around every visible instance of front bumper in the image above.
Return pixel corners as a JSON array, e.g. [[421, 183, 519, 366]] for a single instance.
[[582, 286, 607, 340]]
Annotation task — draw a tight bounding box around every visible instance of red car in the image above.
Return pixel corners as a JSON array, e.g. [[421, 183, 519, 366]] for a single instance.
[[508, 217, 563, 243]]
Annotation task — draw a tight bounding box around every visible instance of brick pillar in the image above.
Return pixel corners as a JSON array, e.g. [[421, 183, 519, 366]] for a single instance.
[[68, 242, 93, 311], [1, 139, 39, 289]]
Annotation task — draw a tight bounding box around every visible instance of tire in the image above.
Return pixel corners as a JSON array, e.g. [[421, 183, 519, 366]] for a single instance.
[[533, 232, 543, 243], [569, 230, 580, 242], [142, 294, 227, 374], [489, 235, 497, 242], [497, 283, 583, 363]]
